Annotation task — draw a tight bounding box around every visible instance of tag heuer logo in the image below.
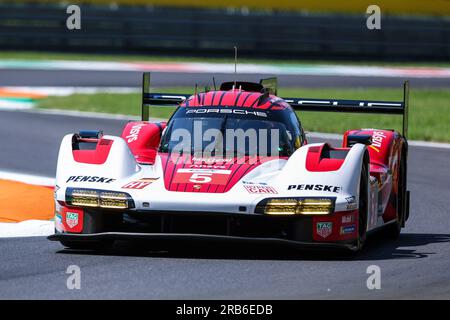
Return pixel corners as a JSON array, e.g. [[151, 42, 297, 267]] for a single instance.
[[66, 212, 79, 228], [316, 222, 333, 238]]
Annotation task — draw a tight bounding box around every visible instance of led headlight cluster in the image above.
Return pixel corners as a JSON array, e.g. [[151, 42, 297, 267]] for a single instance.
[[66, 188, 134, 209], [257, 198, 334, 215], [296, 198, 334, 215], [264, 199, 298, 215]]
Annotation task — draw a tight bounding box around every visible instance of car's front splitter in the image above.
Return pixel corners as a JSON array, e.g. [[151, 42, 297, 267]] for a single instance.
[[48, 232, 358, 252]]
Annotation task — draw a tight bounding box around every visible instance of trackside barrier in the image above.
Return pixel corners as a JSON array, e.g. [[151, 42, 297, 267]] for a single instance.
[[0, 4, 449, 60]]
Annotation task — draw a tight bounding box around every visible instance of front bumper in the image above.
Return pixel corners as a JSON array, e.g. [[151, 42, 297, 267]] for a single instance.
[[50, 208, 359, 251]]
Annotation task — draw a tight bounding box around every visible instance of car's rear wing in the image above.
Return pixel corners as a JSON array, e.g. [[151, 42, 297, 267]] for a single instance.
[[141, 72, 409, 138], [284, 81, 410, 138]]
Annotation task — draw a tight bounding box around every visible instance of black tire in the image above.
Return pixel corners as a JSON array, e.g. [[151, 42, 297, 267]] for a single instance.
[[60, 240, 114, 251], [386, 150, 406, 239], [354, 155, 369, 253]]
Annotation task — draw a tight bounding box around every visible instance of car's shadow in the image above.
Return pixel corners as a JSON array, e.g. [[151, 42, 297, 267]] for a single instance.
[[57, 231, 450, 261]]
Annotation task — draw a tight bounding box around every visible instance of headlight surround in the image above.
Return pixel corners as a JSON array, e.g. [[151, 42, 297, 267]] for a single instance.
[[66, 188, 134, 209], [256, 197, 335, 215]]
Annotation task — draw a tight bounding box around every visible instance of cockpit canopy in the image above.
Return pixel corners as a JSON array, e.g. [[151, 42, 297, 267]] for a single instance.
[[159, 103, 305, 158]]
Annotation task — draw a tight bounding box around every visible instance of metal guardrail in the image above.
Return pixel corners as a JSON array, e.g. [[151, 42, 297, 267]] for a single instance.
[[0, 4, 449, 60]]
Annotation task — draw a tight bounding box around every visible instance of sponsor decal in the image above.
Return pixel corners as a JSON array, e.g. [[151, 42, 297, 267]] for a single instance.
[[345, 196, 358, 210], [341, 225, 356, 235], [126, 123, 146, 143], [122, 178, 158, 190], [288, 184, 341, 193], [316, 222, 333, 239], [66, 212, 79, 229], [369, 131, 386, 153], [191, 156, 233, 164], [341, 214, 355, 224], [243, 184, 277, 194], [243, 181, 268, 185], [173, 168, 231, 185], [66, 176, 115, 184], [288, 99, 402, 108], [190, 164, 227, 169], [186, 108, 267, 117]]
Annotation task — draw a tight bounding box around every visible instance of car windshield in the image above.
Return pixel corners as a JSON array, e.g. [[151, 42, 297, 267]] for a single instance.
[[159, 116, 293, 157]]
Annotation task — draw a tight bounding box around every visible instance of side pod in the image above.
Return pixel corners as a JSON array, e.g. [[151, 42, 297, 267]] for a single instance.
[[55, 134, 139, 186]]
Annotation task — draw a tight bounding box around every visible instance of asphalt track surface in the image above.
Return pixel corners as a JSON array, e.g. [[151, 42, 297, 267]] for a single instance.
[[0, 109, 450, 299], [1, 69, 449, 88]]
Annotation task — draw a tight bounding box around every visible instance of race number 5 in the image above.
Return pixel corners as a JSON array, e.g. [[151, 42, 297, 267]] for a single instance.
[[189, 173, 212, 183], [173, 168, 231, 185]]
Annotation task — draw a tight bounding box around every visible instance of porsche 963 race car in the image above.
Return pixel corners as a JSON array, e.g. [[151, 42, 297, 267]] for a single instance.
[[48, 73, 410, 253]]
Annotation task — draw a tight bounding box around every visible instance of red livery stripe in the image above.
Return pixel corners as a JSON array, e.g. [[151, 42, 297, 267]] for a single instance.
[[181, 90, 290, 110], [159, 154, 277, 193]]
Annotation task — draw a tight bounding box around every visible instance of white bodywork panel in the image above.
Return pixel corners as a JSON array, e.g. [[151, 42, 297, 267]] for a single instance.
[[55, 134, 385, 232]]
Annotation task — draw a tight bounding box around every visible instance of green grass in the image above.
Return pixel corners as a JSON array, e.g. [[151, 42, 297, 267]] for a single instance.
[[37, 87, 450, 142], [2, 50, 450, 67]]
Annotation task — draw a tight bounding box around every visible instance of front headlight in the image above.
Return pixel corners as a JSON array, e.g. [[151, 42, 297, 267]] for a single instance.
[[297, 198, 334, 215], [66, 188, 134, 209], [265, 198, 298, 215], [69, 189, 99, 207], [99, 191, 129, 209], [257, 197, 334, 215]]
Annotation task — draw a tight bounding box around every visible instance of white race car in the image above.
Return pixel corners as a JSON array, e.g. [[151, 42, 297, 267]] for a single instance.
[[48, 74, 410, 253]]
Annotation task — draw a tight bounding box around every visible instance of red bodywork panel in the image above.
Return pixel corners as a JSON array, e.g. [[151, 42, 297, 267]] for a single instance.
[[159, 154, 283, 193], [72, 139, 113, 165], [121, 121, 166, 164], [306, 145, 346, 172], [343, 129, 405, 222], [181, 90, 291, 110], [343, 129, 397, 168]]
